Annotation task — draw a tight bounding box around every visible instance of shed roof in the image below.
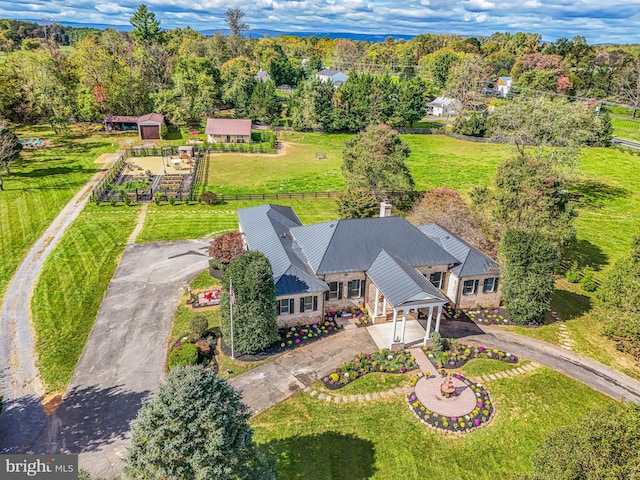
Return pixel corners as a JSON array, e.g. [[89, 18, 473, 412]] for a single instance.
[[103, 115, 139, 123], [426, 96, 460, 108], [418, 224, 500, 278], [137, 113, 164, 124], [205, 118, 252, 136], [367, 250, 447, 308]]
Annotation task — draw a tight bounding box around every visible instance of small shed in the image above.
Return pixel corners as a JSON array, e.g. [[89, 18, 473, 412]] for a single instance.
[[137, 113, 165, 140], [178, 146, 194, 159], [103, 115, 139, 132]]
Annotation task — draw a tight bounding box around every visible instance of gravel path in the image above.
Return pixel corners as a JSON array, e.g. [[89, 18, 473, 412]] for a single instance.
[[0, 154, 121, 453]]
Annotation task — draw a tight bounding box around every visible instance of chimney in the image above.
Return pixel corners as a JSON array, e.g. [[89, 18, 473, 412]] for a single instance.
[[379, 199, 392, 218]]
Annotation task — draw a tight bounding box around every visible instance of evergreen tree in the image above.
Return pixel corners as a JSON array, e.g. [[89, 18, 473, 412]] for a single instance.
[[248, 81, 281, 125], [220, 252, 278, 354], [125, 366, 276, 480], [499, 229, 560, 325], [129, 4, 163, 45]]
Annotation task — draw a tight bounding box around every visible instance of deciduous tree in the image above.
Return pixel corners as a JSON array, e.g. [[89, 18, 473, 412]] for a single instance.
[[209, 231, 245, 270], [0, 122, 22, 191], [614, 57, 640, 117], [125, 366, 276, 480], [225, 8, 249, 36]]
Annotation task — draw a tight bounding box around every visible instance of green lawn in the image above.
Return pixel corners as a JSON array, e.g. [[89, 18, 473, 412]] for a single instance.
[[0, 125, 118, 302], [611, 116, 640, 142], [459, 358, 530, 377], [252, 367, 611, 479], [31, 205, 138, 392]]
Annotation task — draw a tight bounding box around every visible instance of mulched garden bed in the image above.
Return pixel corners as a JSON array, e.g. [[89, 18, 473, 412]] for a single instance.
[[322, 349, 418, 390], [423, 342, 518, 369], [220, 319, 344, 362], [442, 304, 512, 326], [407, 372, 495, 434], [169, 330, 219, 374]]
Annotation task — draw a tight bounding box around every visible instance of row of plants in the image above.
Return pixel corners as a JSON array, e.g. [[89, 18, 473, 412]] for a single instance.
[[442, 303, 512, 325], [326, 308, 371, 326], [407, 371, 495, 433], [167, 315, 218, 372], [425, 332, 518, 369], [322, 349, 418, 390]]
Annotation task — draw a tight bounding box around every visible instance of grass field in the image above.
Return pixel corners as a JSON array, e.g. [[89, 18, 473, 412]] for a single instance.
[[252, 367, 611, 479], [31, 205, 138, 392], [0, 125, 119, 302]]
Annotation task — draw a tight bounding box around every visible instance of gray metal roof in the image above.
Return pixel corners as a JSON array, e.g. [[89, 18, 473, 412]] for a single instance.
[[237, 205, 327, 296], [418, 224, 500, 278], [367, 250, 447, 308], [291, 216, 458, 275]]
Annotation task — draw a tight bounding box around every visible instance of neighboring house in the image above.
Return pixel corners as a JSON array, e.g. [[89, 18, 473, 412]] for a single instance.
[[255, 69, 271, 82], [494, 76, 513, 97], [205, 118, 252, 144], [426, 97, 462, 117], [237, 204, 501, 347], [315, 68, 349, 87], [103, 113, 165, 140]]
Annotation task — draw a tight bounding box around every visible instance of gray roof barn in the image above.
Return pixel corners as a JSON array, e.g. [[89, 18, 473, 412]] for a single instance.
[[418, 224, 500, 277]]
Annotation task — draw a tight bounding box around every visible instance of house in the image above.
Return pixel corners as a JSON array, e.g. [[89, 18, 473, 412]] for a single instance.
[[103, 113, 165, 140], [494, 76, 512, 97], [255, 69, 271, 82], [205, 118, 252, 144], [236, 204, 501, 348], [426, 97, 462, 117], [315, 68, 349, 87]]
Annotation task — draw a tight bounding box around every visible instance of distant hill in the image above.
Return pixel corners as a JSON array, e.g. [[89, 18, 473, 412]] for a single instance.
[[28, 19, 416, 41]]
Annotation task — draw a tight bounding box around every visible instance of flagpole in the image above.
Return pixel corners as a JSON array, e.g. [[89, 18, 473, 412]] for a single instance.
[[230, 279, 235, 360]]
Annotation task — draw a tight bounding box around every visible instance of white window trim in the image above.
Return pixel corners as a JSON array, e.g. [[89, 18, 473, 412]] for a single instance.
[[462, 279, 479, 295], [279, 298, 291, 315], [429, 272, 443, 289], [348, 279, 363, 298]]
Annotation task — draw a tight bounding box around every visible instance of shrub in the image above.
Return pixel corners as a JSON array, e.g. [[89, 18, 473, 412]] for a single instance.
[[200, 191, 217, 206], [565, 261, 580, 283], [167, 343, 198, 370], [189, 315, 209, 338], [580, 265, 598, 292], [168, 196, 175, 206]]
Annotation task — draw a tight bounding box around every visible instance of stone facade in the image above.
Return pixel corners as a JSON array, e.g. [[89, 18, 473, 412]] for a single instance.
[[320, 272, 367, 313], [275, 292, 324, 327], [453, 274, 501, 309]]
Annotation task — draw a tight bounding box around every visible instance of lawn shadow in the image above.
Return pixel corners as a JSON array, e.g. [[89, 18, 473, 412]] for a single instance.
[[569, 179, 629, 208], [551, 286, 592, 321], [29, 384, 150, 454], [564, 239, 609, 271], [264, 432, 377, 480], [10, 165, 97, 179]]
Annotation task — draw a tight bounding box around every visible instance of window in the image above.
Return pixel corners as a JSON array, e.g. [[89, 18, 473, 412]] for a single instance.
[[462, 279, 479, 295], [325, 282, 342, 301], [429, 272, 443, 289], [300, 295, 318, 313], [277, 298, 294, 315], [483, 277, 499, 294], [347, 279, 364, 298]]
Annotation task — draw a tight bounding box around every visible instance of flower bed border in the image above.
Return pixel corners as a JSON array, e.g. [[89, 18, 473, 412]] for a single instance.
[[407, 372, 495, 434], [424, 343, 518, 370], [322, 349, 418, 390], [169, 330, 219, 374], [219, 319, 344, 362]]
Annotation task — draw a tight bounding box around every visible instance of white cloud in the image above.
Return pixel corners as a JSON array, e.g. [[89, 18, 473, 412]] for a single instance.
[[464, 0, 496, 10], [94, 3, 131, 14]]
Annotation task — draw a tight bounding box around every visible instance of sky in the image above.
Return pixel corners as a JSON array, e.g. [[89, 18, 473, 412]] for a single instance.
[[2, 0, 640, 45]]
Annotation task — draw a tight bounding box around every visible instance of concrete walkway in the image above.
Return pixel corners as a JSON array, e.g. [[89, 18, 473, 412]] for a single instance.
[[229, 327, 377, 416], [440, 320, 640, 403], [0, 154, 121, 453], [29, 240, 211, 478]]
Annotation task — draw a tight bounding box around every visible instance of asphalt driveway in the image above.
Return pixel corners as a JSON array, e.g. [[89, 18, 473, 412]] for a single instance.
[[30, 240, 211, 478]]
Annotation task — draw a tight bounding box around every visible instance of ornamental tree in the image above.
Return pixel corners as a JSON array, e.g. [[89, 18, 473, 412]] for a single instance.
[[0, 122, 22, 191], [125, 366, 276, 480], [499, 229, 559, 325], [209, 231, 244, 270], [220, 251, 278, 354]]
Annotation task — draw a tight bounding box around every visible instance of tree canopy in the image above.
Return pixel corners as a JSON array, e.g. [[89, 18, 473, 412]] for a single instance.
[[129, 4, 163, 45], [220, 251, 278, 354], [209, 231, 245, 270], [125, 366, 276, 480], [0, 122, 22, 191]]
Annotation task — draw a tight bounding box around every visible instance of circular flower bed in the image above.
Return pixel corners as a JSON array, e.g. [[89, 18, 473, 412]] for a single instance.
[[424, 343, 518, 369], [322, 349, 417, 390], [407, 372, 495, 434]]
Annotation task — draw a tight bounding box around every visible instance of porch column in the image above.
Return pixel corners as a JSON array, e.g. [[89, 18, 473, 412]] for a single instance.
[[435, 305, 443, 333], [400, 310, 407, 343], [424, 306, 433, 345], [390, 309, 398, 347], [373, 288, 379, 317], [382, 297, 387, 316]]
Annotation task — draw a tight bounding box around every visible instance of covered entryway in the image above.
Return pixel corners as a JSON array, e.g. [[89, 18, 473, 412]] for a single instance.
[[367, 249, 447, 349]]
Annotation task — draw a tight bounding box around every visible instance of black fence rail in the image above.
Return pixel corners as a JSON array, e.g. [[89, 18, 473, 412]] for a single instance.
[[91, 154, 126, 202], [196, 190, 425, 202]]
